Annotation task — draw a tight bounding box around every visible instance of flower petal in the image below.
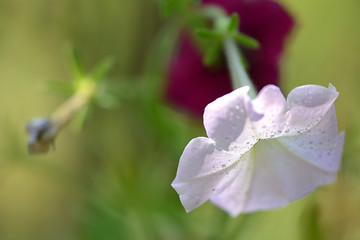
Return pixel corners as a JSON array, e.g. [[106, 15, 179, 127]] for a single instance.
[[243, 138, 337, 213], [203, 87, 259, 152], [249, 84, 287, 139], [285, 84, 339, 135], [171, 137, 249, 212], [210, 150, 254, 217], [249, 84, 339, 139], [277, 105, 345, 172]]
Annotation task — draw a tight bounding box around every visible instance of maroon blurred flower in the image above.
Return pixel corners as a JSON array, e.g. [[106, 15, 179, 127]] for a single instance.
[[166, 0, 294, 116]]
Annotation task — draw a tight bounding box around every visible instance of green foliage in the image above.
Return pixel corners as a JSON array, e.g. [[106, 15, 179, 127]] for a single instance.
[[196, 28, 221, 39], [161, 0, 188, 16], [46, 49, 120, 132], [95, 89, 120, 109], [203, 40, 222, 66], [300, 202, 325, 240], [160, 0, 202, 16], [193, 10, 260, 68], [69, 47, 86, 79], [227, 13, 239, 32], [91, 57, 115, 83], [73, 104, 92, 130], [232, 33, 260, 49]]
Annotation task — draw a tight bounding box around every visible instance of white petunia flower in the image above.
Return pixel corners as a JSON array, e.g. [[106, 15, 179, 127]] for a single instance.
[[171, 84, 344, 217]]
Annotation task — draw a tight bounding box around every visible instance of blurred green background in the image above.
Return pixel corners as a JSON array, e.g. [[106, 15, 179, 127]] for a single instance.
[[0, 0, 360, 239]]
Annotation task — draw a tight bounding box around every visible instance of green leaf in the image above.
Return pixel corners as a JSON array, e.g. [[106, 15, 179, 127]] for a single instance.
[[203, 40, 221, 66], [193, 0, 201, 3], [196, 28, 220, 39], [228, 13, 239, 32], [72, 104, 91, 131], [232, 33, 260, 49], [300, 202, 325, 240], [91, 57, 115, 82], [69, 47, 86, 79], [96, 90, 120, 109], [163, 0, 185, 16]]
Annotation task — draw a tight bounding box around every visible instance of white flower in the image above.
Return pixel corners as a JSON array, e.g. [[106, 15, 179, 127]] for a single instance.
[[171, 84, 344, 217]]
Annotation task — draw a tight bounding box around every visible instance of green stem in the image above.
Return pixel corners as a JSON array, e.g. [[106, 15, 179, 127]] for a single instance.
[[223, 37, 257, 98], [26, 78, 96, 154], [50, 79, 95, 131]]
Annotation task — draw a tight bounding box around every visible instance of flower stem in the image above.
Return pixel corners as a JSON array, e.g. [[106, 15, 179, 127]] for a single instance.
[[223, 37, 257, 98], [51, 79, 95, 131], [26, 78, 96, 154]]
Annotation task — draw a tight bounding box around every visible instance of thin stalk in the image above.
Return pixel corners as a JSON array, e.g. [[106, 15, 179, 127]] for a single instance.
[[223, 37, 257, 97], [26, 79, 96, 154], [50, 84, 94, 131]]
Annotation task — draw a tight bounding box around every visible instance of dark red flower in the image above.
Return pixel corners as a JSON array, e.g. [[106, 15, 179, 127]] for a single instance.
[[166, 0, 294, 116]]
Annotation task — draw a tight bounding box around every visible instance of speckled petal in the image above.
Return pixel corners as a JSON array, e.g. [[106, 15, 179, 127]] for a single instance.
[[277, 105, 344, 172], [249, 84, 287, 139], [285, 84, 339, 135], [172, 137, 245, 212], [242, 138, 338, 213], [210, 150, 254, 217], [203, 87, 259, 152]]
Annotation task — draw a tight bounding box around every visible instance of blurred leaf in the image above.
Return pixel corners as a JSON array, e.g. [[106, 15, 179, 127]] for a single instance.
[[228, 13, 239, 32], [232, 32, 260, 49], [163, 0, 186, 16], [69, 47, 86, 79], [91, 57, 115, 82], [300, 201, 325, 240], [232, 33, 259, 49], [159, 0, 198, 14], [144, 18, 181, 95], [196, 28, 220, 39], [72, 103, 91, 131], [96, 90, 120, 109], [203, 40, 221, 66]]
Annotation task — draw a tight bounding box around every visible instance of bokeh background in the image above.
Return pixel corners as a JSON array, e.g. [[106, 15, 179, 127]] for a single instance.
[[0, 0, 360, 239]]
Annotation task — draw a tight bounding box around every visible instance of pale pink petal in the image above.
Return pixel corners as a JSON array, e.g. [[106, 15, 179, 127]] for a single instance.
[[249, 84, 339, 138], [242, 139, 337, 213], [203, 87, 259, 152], [249, 84, 287, 139], [172, 137, 241, 212], [210, 150, 254, 217], [278, 105, 345, 172], [285, 84, 339, 135]]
